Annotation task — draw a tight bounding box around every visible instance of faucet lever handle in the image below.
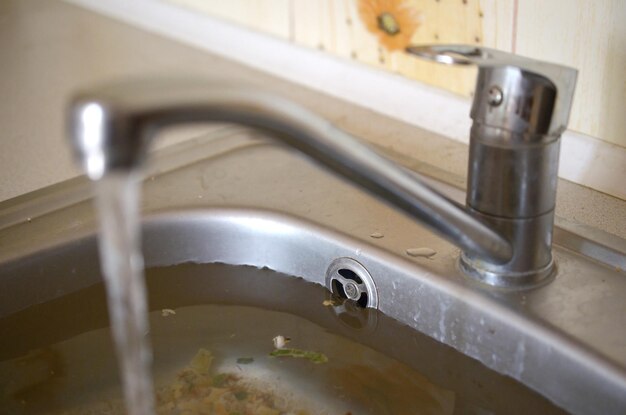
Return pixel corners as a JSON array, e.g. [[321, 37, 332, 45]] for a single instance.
[[406, 45, 577, 136], [406, 44, 491, 66]]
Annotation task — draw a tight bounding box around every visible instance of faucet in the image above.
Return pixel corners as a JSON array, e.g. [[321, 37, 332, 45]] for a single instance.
[[68, 45, 576, 288]]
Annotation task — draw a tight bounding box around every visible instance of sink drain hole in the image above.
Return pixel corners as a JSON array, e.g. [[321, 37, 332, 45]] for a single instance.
[[357, 292, 369, 308], [332, 279, 347, 299], [338, 268, 363, 284], [325, 258, 378, 309], [332, 279, 370, 308]]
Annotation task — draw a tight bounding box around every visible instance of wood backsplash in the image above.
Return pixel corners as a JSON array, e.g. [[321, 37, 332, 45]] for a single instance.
[[168, 0, 625, 149]]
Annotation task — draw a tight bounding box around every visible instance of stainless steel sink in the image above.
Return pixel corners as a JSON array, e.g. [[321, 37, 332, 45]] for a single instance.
[[1, 127, 625, 414]]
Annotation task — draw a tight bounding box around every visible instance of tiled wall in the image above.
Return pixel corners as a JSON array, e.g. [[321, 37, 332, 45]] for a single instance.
[[167, 0, 625, 149]]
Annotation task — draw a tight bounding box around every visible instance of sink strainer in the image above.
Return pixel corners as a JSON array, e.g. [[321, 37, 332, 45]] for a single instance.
[[325, 257, 378, 309]]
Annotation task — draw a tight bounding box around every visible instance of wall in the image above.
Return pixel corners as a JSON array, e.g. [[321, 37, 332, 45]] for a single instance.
[[168, 0, 626, 150]]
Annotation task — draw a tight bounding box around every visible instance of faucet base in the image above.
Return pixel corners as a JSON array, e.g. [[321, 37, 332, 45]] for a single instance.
[[459, 254, 556, 289], [459, 209, 557, 289]]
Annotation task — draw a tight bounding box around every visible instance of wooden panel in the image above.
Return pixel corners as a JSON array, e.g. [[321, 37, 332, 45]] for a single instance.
[[516, 0, 626, 146], [479, 0, 515, 52], [293, 1, 358, 61], [163, 0, 625, 149], [389, 0, 484, 96], [292, 0, 488, 97], [293, 0, 388, 68], [168, 0, 291, 39]]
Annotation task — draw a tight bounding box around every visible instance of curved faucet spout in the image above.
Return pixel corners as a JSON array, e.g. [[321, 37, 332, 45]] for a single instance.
[[68, 79, 512, 265]]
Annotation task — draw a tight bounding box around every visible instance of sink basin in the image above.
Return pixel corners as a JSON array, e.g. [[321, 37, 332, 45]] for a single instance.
[[1, 127, 625, 414], [1, 262, 567, 414]]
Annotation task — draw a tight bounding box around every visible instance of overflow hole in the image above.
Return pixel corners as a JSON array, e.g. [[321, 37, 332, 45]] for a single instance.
[[325, 258, 378, 310], [357, 292, 369, 308], [332, 279, 347, 299], [338, 268, 363, 284]]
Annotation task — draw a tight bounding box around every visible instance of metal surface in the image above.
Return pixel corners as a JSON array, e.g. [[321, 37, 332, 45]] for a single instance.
[[1, 133, 625, 414], [68, 78, 512, 266], [405, 45, 577, 136], [407, 45, 578, 286]]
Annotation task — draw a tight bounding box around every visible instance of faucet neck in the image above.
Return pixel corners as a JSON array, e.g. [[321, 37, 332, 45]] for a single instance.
[[69, 80, 512, 268]]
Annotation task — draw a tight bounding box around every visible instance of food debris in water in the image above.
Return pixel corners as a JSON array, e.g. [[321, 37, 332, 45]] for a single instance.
[[53, 348, 314, 414], [322, 299, 336, 307], [272, 335, 290, 349], [370, 232, 384, 239], [161, 308, 176, 317], [236, 357, 255, 364], [269, 348, 329, 364]]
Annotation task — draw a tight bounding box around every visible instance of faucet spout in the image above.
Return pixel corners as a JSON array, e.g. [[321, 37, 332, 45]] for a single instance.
[[68, 79, 512, 265]]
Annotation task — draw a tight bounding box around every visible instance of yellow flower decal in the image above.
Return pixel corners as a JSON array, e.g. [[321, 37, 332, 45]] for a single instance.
[[358, 0, 422, 52]]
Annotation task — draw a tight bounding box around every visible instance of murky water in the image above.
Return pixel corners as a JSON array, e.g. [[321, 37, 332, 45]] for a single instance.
[[91, 173, 155, 415], [0, 263, 568, 414]]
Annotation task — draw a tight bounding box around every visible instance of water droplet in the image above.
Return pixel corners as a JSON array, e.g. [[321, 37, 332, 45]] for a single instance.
[[406, 247, 436, 258], [412, 310, 421, 322], [370, 232, 384, 239]]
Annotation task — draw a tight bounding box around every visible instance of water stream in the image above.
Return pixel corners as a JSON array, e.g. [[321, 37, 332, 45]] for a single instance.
[[93, 173, 155, 415]]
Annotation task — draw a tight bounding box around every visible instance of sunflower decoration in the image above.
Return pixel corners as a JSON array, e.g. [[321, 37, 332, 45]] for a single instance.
[[358, 0, 422, 52]]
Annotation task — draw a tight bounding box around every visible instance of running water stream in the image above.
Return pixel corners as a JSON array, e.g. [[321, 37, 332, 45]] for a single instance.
[[93, 172, 156, 415]]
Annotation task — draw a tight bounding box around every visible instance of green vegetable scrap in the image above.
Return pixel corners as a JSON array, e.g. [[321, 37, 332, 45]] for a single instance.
[[212, 373, 229, 387], [234, 390, 248, 401], [189, 348, 213, 373], [236, 357, 254, 364], [269, 348, 328, 364]]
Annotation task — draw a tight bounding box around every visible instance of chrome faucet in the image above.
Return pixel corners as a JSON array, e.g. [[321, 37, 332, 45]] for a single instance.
[[407, 45, 577, 286], [68, 45, 576, 288]]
